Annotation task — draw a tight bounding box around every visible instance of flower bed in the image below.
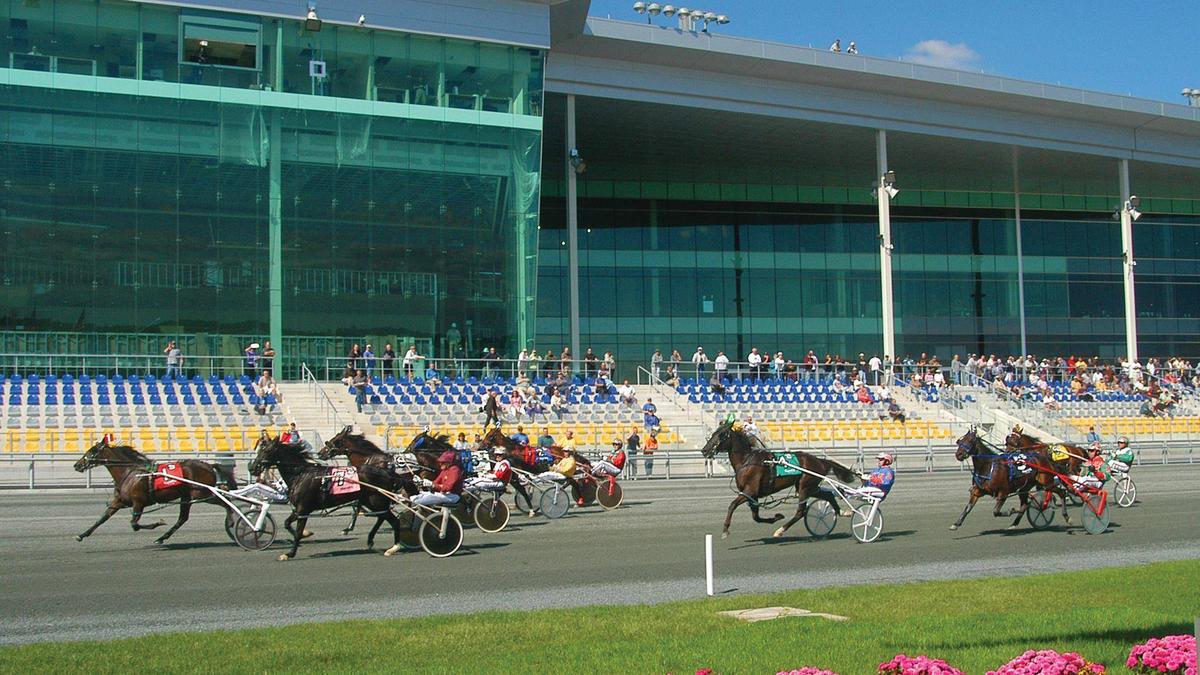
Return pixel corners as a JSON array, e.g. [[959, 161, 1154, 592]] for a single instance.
[[986, 649, 1105, 674], [1127, 635, 1197, 675], [878, 653, 965, 675], [775, 669, 840, 675]]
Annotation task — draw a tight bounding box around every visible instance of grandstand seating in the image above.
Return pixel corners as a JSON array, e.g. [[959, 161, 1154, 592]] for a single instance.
[[1, 373, 284, 453], [346, 374, 676, 450], [1062, 416, 1200, 437]]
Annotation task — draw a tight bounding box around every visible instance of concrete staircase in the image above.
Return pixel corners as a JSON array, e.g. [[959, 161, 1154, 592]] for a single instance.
[[277, 381, 381, 445], [632, 383, 712, 449]]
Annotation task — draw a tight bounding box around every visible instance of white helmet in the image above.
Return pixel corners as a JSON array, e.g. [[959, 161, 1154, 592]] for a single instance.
[[491, 446, 506, 456]]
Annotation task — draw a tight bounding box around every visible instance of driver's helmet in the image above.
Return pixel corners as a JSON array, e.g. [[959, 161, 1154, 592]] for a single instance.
[[1011, 424, 1023, 435], [875, 452, 894, 466], [1090, 440, 1102, 452], [1117, 436, 1129, 447], [490, 446, 507, 457]]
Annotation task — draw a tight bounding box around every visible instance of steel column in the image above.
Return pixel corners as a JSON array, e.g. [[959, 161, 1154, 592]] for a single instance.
[[875, 129, 895, 362], [566, 94, 581, 362], [1119, 158, 1138, 366], [1013, 147, 1028, 358]]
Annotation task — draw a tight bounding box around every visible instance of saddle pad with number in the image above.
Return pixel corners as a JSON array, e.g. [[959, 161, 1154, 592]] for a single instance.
[[327, 466, 361, 496], [774, 453, 803, 477], [152, 462, 185, 491], [1050, 445, 1070, 462], [1007, 453, 1035, 480]]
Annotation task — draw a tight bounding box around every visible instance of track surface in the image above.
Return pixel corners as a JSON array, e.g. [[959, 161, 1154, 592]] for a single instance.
[[2, 465, 1197, 645]]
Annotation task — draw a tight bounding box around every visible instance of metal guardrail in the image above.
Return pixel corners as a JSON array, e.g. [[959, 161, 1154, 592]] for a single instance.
[[301, 362, 346, 428], [0, 352, 258, 379]]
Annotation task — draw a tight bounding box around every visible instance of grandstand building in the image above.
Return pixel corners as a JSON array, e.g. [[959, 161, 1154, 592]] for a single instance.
[[3, 0, 1200, 376]]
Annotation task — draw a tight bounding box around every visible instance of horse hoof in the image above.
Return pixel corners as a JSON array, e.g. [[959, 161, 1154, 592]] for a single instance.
[[341, 529, 352, 536], [948, 525, 959, 531], [772, 527, 786, 538], [301, 530, 315, 539], [277, 553, 291, 562], [1006, 524, 1020, 531], [528, 511, 536, 518], [154, 537, 167, 545], [383, 545, 401, 557], [74, 535, 84, 542], [721, 531, 728, 540]]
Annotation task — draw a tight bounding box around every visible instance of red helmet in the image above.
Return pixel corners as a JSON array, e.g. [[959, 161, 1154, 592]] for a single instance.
[[437, 451, 456, 464]]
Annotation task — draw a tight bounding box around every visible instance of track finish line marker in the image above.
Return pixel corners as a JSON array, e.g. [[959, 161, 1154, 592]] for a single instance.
[[705, 533, 714, 596]]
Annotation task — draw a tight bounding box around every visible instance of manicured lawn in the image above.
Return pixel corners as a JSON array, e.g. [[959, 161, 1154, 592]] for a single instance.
[[2, 560, 1196, 674]]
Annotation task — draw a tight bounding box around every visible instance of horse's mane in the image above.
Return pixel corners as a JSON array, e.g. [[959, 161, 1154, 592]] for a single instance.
[[272, 438, 318, 464], [109, 444, 152, 464]]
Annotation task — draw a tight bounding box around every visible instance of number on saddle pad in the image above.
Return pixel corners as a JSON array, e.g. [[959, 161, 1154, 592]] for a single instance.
[[327, 466, 360, 496], [774, 453, 804, 477], [1011, 454, 1034, 476], [152, 462, 185, 491], [1050, 445, 1070, 462]]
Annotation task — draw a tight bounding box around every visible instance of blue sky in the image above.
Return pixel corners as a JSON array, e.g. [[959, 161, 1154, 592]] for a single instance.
[[588, 0, 1200, 104]]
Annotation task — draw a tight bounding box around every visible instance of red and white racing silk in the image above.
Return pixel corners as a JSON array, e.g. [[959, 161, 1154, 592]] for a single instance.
[[491, 458, 513, 484], [152, 462, 185, 491]]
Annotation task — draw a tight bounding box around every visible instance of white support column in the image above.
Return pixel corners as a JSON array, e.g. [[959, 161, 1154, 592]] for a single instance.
[[1013, 148, 1027, 358], [876, 129, 895, 363], [566, 94, 581, 362], [1119, 158, 1138, 367]]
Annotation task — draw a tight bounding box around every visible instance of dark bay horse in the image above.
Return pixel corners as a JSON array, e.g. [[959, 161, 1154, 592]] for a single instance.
[[949, 428, 1040, 530], [1005, 430, 1088, 525], [249, 436, 409, 560], [700, 421, 857, 540], [320, 426, 432, 535], [73, 439, 236, 544]]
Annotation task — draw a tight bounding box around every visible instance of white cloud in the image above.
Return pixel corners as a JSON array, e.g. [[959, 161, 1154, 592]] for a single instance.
[[904, 39, 981, 70]]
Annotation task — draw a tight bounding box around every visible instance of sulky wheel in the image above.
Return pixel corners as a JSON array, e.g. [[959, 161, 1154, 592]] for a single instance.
[[419, 511, 464, 558], [393, 509, 421, 550], [232, 507, 277, 551], [1025, 488, 1055, 529], [577, 479, 598, 507], [473, 495, 510, 533], [225, 504, 252, 543], [1080, 495, 1111, 535], [803, 499, 838, 538], [513, 487, 538, 515], [539, 484, 571, 520], [850, 504, 883, 543], [594, 480, 624, 510], [1113, 474, 1136, 508]]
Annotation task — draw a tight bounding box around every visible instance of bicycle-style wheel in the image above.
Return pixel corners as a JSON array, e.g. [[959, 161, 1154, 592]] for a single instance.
[[392, 509, 421, 549], [850, 504, 883, 543], [1113, 474, 1136, 508], [513, 484, 539, 515], [1025, 488, 1055, 529], [594, 480, 624, 510], [1080, 493, 1110, 535], [418, 512, 464, 558], [539, 484, 571, 519], [803, 499, 837, 538], [473, 495, 510, 533], [577, 478, 598, 506], [231, 507, 276, 551]]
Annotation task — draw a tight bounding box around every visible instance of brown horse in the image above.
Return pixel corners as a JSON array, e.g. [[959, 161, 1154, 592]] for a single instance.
[[700, 421, 857, 540], [249, 436, 410, 560], [1005, 430, 1087, 525], [320, 426, 432, 535], [73, 439, 237, 545], [949, 428, 1039, 530]]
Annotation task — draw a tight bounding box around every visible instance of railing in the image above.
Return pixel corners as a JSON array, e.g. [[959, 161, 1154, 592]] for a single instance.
[[6, 438, 1192, 489], [301, 362, 346, 428], [0, 352, 255, 379]]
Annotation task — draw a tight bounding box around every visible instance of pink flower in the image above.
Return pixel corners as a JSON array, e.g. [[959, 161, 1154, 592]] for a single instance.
[[776, 668, 840, 675], [878, 653, 966, 675], [1128, 635, 1197, 675]]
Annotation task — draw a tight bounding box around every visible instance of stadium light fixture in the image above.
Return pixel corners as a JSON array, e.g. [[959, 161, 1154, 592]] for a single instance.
[[662, 5, 676, 17], [569, 148, 587, 175], [882, 170, 899, 199], [1182, 88, 1200, 107], [303, 4, 322, 32], [648, 3, 662, 15], [1125, 195, 1141, 221]]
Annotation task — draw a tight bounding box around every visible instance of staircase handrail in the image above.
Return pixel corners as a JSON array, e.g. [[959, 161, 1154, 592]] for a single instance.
[[301, 362, 347, 428]]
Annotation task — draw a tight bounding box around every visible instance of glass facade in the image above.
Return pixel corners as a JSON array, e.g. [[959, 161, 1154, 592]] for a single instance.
[[0, 0, 544, 371]]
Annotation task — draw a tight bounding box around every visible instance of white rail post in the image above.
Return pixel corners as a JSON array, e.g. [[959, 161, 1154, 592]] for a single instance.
[[704, 533, 714, 596]]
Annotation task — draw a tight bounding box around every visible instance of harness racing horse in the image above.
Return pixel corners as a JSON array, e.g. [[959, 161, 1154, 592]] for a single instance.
[[949, 428, 1040, 530], [479, 425, 590, 512], [1005, 430, 1087, 525], [700, 421, 857, 540], [73, 439, 237, 544], [320, 426, 431, 535], [249, 436, 410, 560]]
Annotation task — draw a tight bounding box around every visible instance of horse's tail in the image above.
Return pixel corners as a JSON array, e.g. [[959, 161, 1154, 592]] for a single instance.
[[824, 458, 858, 484], [212, 462, 238, 491]]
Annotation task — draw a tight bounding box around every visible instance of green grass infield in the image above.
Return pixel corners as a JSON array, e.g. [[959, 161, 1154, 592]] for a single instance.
[[2, 560, 1197, 674]]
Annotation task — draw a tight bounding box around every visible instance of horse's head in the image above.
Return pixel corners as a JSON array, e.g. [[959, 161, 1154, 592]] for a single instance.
[[701, 422, 737, 459], [954, 428, 979, 462], [249, 436, 301, 476], [481, 426, 511, 450], [321, 425, 354, 458], [74, 440, 109, 472]]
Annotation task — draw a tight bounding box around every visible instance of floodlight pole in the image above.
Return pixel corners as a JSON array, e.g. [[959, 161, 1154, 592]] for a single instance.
[[1118, 158, 1138, 368], [876, 129, 896, 366], [566, 94, 582, 365], [1012, 147, 1027, 359]]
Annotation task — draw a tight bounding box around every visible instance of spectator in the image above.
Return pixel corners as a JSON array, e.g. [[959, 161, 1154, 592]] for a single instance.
[[1086, 425, 1100, 444], [559, 347, 572, 375], [709, 371, 726, 396], [692, 347, 709, 380], [346, 343, 362, 374], [256, 369, 281, 403], [643, 428, 659, 476], [869, 353, 882, 385], [594, 373, 613, 396], [537, 427, 555, 449], [618, 379, 637, 408], [403, 344, 423, 378], [626, 426, 642, 477], [583, 348, 599, 377], [243, 342, 260, 379], [362, 343, 375, 375], [846, 41, 858, 54], [651, 349, 663, 380], [804, 350, 819, 380], [510, 425, 529, 447], [453, 432, 470, 452], [887, 400, 906, 424], [382, 343, 396, 379], [163, 341, 182, 380], [664, 364, 680, 388], [425, 365, 443, 389], [352, 369, 368, 413], [876, 384, 892, 402], [483, 347, 500, 377], [528, 349, 542, 378], [603, 351, 616, 377], [743, 415, 762, 442], [856, 384, 873, 404], [829, 38, 841, 52], [670, 349, 683, 376], [773, 351, 785, 379], [642, 397, 658, 431], [517, 348, 529, 376], [714, 351, 730, 380], [446, 323, 462, 356], [550, 390, 569, 419], [480, 390, 501, 428], [748, 347, 763, 380], [262, 341, 276, 374]]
